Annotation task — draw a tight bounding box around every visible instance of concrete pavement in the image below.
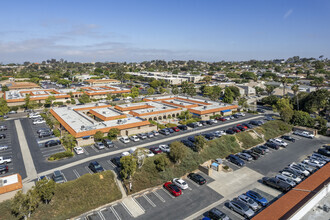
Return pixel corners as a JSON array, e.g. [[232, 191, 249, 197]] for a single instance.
[[36, 115, 263, 177]]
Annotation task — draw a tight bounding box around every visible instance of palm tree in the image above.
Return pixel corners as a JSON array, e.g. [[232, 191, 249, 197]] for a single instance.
[[291, 84, 299, 110], [281, 77, 287, 97]]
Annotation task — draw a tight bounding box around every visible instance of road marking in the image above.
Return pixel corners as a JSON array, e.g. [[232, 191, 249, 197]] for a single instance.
[[110, 206, 121, 220], [186, 179, 200, 188], [121, 202, 133, 217], [83, 147, 90, 156], [161, 187, 175, 199], [224, 205, 245, 219], [85, 166, 93, 174], [143, 194, 156, 207], [90, 145, 99, 153], [187, 186, 192, 191], [63, 173, 68, 182], [98, 211, 106, 220], [153, 191, 165, 202], [73, 169, 80, 178], [132, 196, 146, 211], [107, 160, 116, 168]]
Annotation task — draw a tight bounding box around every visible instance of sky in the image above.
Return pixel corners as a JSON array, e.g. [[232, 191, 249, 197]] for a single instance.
[[0, 0, 330, 63]]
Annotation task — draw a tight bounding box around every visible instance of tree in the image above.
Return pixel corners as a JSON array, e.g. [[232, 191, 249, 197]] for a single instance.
[[261, 95, 279, 106], [240, 72, 257, 80], [203, 76, 212, 83], [26, 188, 40, 217], [150, 80, 161, 89], [254, 86, 264, 95], [171, 85, 179, 95], [291, 84, 299, 110], [61, 133, 76, 152], [154, 154, 170, 171], [11, 190, 29, 219], [108, 128, 120, 140], [0, 98, 10, 116], [120, 155, 137, 179], [35, 179, 55, 204], [274, 98, 294, 123], [130, 87, 140, 98], [281, 77, 288, 96], [45, 95, 56, 107], [194, 135, 207, 152], [1, 85, 9, 92], [314, 61, 324, 70], [265, 85, 275, 95], [202, 86, 213, 98], [94, 131, 104, 141], [223, 87, 234, 104], [227, 86, 240, 100], [209, 86, 222, 101], [178, 110, 192, 120], [169, 141, 187, 164], [238, 97, 249, 109], [116, 69, 125, 83], [291, 110, 315, 127], [159, 87, 166, 94], [147, 87, 155, 96], [78, 93, 90, 104], [274, 66, 282, 72]]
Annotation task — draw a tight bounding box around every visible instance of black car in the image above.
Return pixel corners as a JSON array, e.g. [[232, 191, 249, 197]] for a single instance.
[[281, 135, 296, 142], [177, 124, 188, 130], [243, 123, 253, 129], [187, 123, 198, 128], [203, 133, 215, 140], [188, 173, 206, 185], [251, 147, 265, 155], [37, 128, 51, 134], [0, 125, 7, 131], [199, 120, 207, 126], [317, 148, 330, 157], [232, 114, 239, 118], [44, 140, 61, 148], [0, 164, 9, 174], [111, 156, 121, 167], [265, 141, 280, 150], [226, 154, 245, 166], [257, 108, 266, 113], [187, 136, 196, 143], [102, 139, 114, 148], [0, 134, 6, 139], [206, 120, 214, 125], [262, 177, 291, 192], [167, 128, 174, 133], [181, 139, 195, 149], [88, 161, 104, 173], [226, 129, 235, 134], [39, 131, 53, 138], [208, 208, 229, 220]]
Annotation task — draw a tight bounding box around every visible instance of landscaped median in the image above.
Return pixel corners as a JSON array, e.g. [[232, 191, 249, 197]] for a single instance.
[[0, 171, 122, 220], [124, 120, 293, 194]]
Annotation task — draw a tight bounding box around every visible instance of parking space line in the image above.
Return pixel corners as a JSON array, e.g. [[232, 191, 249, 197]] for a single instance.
[[120, 202, 133, 217], [90, 145, 99, 153], [107, 160, 116, 168], [224, 205, 245, 219], [83, 147, 90, 156], [153, 191, 165, 202], [161, 188, 175, 199], [186, 179, 200, 188], [85, 166, 93, 174], [187, 187, 192, 191], [110, 206, 121, 220], [143, 194, 156, 207], [73, 169, 80, 178], [132, 196, 146, 211], [98, 211, 106, 220], [63, 173, 68, 182]]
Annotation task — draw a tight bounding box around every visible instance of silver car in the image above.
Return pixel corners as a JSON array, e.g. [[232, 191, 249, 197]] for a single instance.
[[237, 194, 259, 211], [228, 199, 255, 218], [237, 153, 252, 161], [275, 174, 296, 187], [94, 142, 105, 150]]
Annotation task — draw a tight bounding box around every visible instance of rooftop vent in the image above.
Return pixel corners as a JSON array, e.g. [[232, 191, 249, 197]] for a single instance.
[[203, 106, 207, 109]]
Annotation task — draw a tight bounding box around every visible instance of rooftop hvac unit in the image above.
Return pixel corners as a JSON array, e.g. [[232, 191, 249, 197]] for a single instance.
[[81, 125, 85, 130], [203, 106, 207, 109]]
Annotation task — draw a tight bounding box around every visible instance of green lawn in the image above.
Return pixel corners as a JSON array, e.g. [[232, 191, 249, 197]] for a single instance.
[[236, 131, 263, 149]]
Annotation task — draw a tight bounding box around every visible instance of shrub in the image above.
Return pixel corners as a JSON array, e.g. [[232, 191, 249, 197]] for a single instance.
[[53, 129, 61, 137], [48, 151, 73, 161], [165, 123, 177, 128]]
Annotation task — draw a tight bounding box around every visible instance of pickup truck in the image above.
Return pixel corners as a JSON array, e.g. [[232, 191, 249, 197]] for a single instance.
[[293, 130, 314, 139], [0, 156, 12, 164]]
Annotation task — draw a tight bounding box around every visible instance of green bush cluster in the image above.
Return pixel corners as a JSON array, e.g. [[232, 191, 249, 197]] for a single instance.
[[53, 129, 61, 137], [179, 117, 200, 125], [48, 151, 74, 161]]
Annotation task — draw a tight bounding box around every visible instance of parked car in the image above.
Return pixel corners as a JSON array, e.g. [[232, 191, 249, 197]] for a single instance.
[[289, 163, 310, 177], [0, 164, 9, 174], [94, 142, 105, 150], [206, 120, 214, 125], [188, 136, 196, 143], [159, 144, 170, 153], [88, 161, 104, 173], [257, 108, 266, 113], [293, 130, 314, 139], [265, 141, 280, 150], [39, 131, 53, 138], [252, 147, 265, 155], [52, 170, 65, 183], [102, 139, 114, 148], [297, 162, 317, 174], [199, 121, 207, 126], [236, 112, 246, 116], [232, 127, 241, 133], [0, 145, 9, 151], [137, 133, 147, 140], [245, 190, 268, 207], [258, 145, 269, 153], [262, 177, 291, 192], [187, 123, 199, 128], [150, 146, 162, 154], [237, 194, 259, 211], [214, 130, 225, 137], [317, 148, 330, 157], [242, 123, 253, 129], [302, 158, 324, 168], [203, 133, 215, 140], [280, 171, 302, 183], [172, 178, 188, 190], [167, 128, 174, 133], [177, 125, 188, 130], [33, 119, 46, 125], [311, 153, 330, 162], [129, 135, 140, 142], [74, 146, 84, 155], [45, 140, 61, 148], [228, 199, 255, 218], [237, 152, 253, 161], [227, 154, 245, 166], [159, 129, 170, 135], [152, 130, 159, 136], [0, 134, 6, 139], [281, 167, 305, 179], [188, 173, 206, 185], [208, 208, 230, 220], [171, 127, 180, 132], [37, 128, 51, 134], [281, 135, 296, 142], [0, 125, 7, 131], [264, 116, 274, 121], [269, 138, 288, 147], [163, 181, 182, 197], [111, 156, 121, 167], [119, 136, 130, 144], [225, 129, 235, 134], [237, 124, 248, 129], [275, 174, 296, 187], [232, 114, 239, 118], [216, 117, 226, 121], [146, 132, 154, 138], [242, 150, 260, 160], [181, 139, 195, 149]]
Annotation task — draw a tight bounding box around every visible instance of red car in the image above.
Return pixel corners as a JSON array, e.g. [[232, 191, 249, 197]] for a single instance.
[[232, 127, 241, 133], [150, 147, 162, 154], [216, 117, 226, 121], [163, 182, 182, 197], [171, 127, 180, 132], [237, 124, 248, 129]]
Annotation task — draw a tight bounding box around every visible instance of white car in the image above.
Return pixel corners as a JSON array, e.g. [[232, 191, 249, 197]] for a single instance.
[[120, 136, 130, 144], [172, 178, 189, 190], [152, 130, 159, 136], [129, 135, 140, 142], [214, 130, 225, 137], [0, 145, 9, 151], [29, 113, 40, 119], [293, 130, 314, 139], [145, 150, 155, 157], [270, 138, 288, 147], [33, 120, 46, 125], [236, 112, 245, 116], [210, 119, 218, 124], [302, 158, 324, 168], [74, 147, 84, 155], [289, 164, 310, 176], [280, 171, 302, 183], [121, 152, 130, 157], [159, 144, 170, 153]]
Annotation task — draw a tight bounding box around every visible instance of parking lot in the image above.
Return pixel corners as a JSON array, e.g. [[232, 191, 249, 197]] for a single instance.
[[0, 120, 26, 178]]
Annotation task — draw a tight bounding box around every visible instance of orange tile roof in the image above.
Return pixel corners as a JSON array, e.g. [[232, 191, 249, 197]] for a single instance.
[[253, 162, 330, 220]]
